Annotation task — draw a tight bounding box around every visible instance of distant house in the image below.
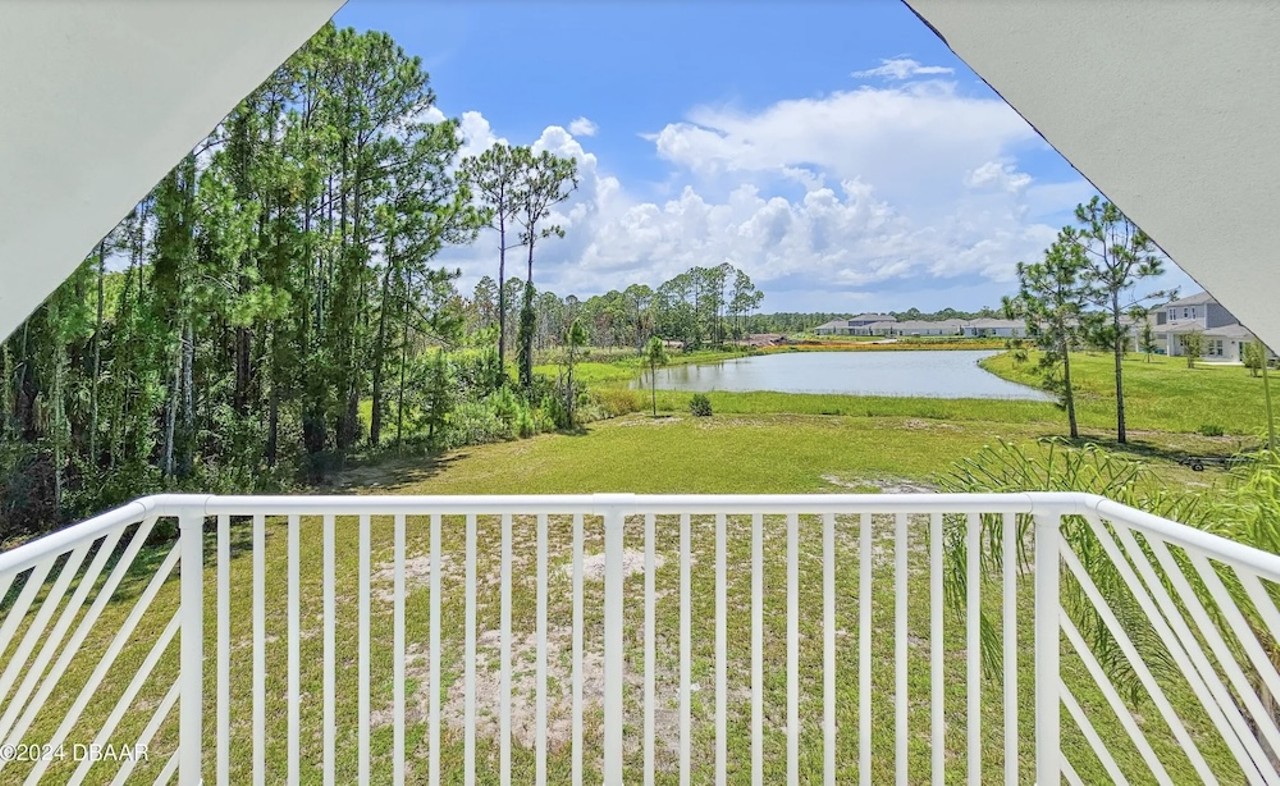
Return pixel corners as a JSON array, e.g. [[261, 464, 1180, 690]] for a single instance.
[[962, 318, 1027, 338], [812, 319, 852, 336], [660, 339, 685, 352], [813, 313, 1026, 338], [882, 319, 966, 337], [1147, 291, 1262, 361], [813, 314, 898, 336]]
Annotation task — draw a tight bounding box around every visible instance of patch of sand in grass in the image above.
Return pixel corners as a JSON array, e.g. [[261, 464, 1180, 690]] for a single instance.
[[900, 417, 962, 432], [370, 553, 458, 604], [380, 624, 693, 771], [821, 474, 937, 494], [617, 415, 682, 427], [562, 550, 666, 582]]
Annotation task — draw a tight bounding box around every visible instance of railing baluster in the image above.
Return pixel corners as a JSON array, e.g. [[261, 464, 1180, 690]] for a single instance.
[[679, 512, 691, 786], [751, 512, 764, 786], [465, 513, 477, 786], [0, 556, 54, 741], [358, 513, 371, 786], [644, 512, 656, 786], [288, 514, 300, 786], [0, 528, 121, 753], [1033, 512, 1061, 786], [393, 513, 406, 786], [715, 512, 727, 786], [1002, 512, 1017, 786], [966, 511, 981, 786], [3, 529, 117, 738], [895, 512, 908, 786], [787, 511, 799, 785], [429, 513, 442, 786], [1058, 537, 1215, 782], [603, 507, 625, 785], [178, 510, 203, 786], [67, 613, 180, 785], [930, 512, 944, 786], [1060, 614, 1173, 783], [323, 514, 336, 786], [536, 513, 549, 786], [254, 512, 266, 786], [109, 680, 179, 786], [500, 512, 512, 786], [0, 554, 65, 711], [572, 512, 585, 786], [218, 514, 231, 786], [1142, 535, 1280, 762], [1091, 516, 1276, 783], [858, 511, 872, 786], [823, 512, 836, 786], [1060, 683, 1131, 785], [0, 517, 161, 761]]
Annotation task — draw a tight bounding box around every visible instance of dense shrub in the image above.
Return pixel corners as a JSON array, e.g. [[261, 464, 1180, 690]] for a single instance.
[[1198, 423, 1225, 437], [592, 388, 645, 418], [444, 401, 512, 447], [689, 394, 713, 417]]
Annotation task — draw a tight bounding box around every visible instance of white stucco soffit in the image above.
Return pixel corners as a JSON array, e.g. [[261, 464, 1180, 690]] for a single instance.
[[0, 0, 346, 341]]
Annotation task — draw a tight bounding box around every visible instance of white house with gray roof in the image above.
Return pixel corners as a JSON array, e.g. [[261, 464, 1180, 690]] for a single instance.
[[1142, 291, 1265, 361]]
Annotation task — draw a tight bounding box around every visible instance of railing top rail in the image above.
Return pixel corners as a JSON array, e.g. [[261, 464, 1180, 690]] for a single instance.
[[1086, 495, 1280, 583], [192, 491, 1049, 516], [0, 497, 159, 579], [6, 491, 1280, 585]]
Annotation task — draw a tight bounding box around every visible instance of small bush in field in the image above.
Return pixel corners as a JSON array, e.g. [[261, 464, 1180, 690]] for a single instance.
[[594, 388, 645, 417], [1198, 423, 1225, 437], [689, 394, 713, 417]]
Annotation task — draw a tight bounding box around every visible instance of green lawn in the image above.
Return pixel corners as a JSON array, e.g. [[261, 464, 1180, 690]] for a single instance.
[[5, 410, 1244, 784], [982, 350, 1273, 436]]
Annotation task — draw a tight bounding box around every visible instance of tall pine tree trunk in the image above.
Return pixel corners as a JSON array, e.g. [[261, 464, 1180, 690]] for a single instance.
[[179, 322, 195, 478], [497, 213, 508, 363], [519, 236, 536, 389], [1112, 292, 1127, 444], [396, 307, 409, 449], [90, 240, 105, 465], [163, 339, 180, 478], [1062, 334, 1079, 439], [369, 254, 395, 447]]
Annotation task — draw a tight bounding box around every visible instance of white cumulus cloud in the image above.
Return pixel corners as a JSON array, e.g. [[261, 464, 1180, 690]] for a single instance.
[[852, 57, 954, 81], [436, 81, 1098, 312], [568, 117, 598, 137]]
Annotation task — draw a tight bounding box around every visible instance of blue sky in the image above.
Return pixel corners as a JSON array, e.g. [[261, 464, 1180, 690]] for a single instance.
[[334, 0, 1195, 313]]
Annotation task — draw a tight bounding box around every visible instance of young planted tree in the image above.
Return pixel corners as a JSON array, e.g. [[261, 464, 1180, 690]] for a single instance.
[[1005, 234, 1090, 439], [460, 144, 524, 363], [1135, 308, 1159, 362], [1068, 196, 1165, 444], [563, 318, 588, 428], [416, 349, 453, 446], [514, 148, 579, 391], [1181, 330, 1206, 368], [643, 336, 669, 418], [1244, 340, 1266, 378]]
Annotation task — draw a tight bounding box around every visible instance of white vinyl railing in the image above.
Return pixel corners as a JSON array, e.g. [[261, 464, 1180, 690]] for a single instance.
[[1, 492, 1279, 784]]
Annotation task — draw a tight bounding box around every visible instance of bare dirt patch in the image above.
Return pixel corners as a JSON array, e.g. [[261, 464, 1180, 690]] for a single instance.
[[822, 474, 937, 494], [617, 415, 682, 427], [563, 550, 667, 582], [900, 418, 962, 432]]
